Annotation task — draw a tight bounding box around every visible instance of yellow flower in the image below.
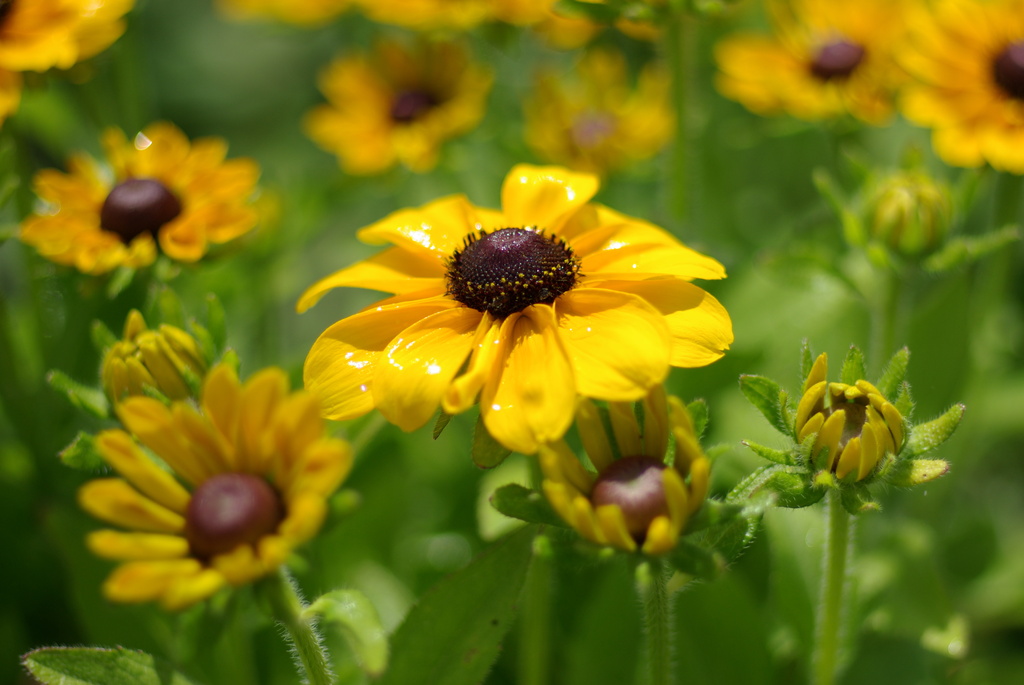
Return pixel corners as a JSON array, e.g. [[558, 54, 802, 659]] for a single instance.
[[525, 49, 672, 175], [795, 353, 905, 482], [216, 0, 352, 25], [900, 0, 1024, 172], [304, 39, 492, 175], [78, 365, 353, 610], [102, 310, 207, 405], [19, 122, 260, 275], [540, 388, 709, 555], [714, 0, 910, 124], [299, 164, 733, 454], [356, 0, 550, 30]]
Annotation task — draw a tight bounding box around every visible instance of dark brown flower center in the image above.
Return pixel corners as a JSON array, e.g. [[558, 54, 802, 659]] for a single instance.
[[0, 0, 15, 25], [994, 42, 1024, 100], [571, 111, 616, 149], [390, 90, 438, 123], [591, 456, 670, 542], [185, 473, 284, 560], [445, 227, 580, 319], [100, 178, 182, 245], [810, 39, 866, 81]]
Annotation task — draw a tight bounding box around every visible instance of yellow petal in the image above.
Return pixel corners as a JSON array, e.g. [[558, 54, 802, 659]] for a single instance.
[[161, 569, 226, 611], [116, 397, 207, 486], [797, 411, 825, 443], [804, 353, 828, 393], [356, 194, 481, 260], [595, 505, 638, 552], [481, 305, 576, 454], [818, 409, 846, 472], [79, 479, 186, 533], [94, 430, 190, 514], [442, 313, 505, 415], [662, 467, 690, 525], [86, 530, 189, 560], [278, 492, 328, 544], [882, 402, 904, 450], [575, 399, 615, 472], [236, 367, 288, 472], [641, 516, 676, 556], [608, 402, 643, 458], [500, 164, 599, 233], [212, 544, 266, 586], [201, 364, 242, 449], [858, 425, 880, 482], [102, 559, 204, 605], [686, 457, 710, 514], [284, 438, 353, 501], [796, 381, 828, 436], [270, 393, 327, 481], [541, 480, 576, 526], [836, 437, 861, 481], [541, 440, 594, 496], [555, 288, 670, 401], [373, 306, 481, 431], [303, 296, 455, 421], [172, 403, 234, 475], [570, 495, 605, 545], [642, 387, 670, 463]]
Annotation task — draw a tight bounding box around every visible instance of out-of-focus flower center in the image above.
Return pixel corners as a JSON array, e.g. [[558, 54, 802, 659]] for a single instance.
[[810, 39, 866, 81], [0, 0, 15, 25], [445, 227, 580, 318], [390, 90, 438, 123], [570, 111, 617, 150], [185, 473, 284, 560], [591, 456, 669, 542], [100, 178, 183, 245], [993, 42, 1024, 100]]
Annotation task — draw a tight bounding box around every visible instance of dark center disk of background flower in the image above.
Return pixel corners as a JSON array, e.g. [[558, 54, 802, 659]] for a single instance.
[[591, 456, 670, 542], [994, 42, 1024, 100], [100, 178, 182, 244], [0, 0, 15, 24], [390, 90, 438, 123], [810, 40, 866, 81], [446, 228, 580, 318], [185, 473, 284, 560]]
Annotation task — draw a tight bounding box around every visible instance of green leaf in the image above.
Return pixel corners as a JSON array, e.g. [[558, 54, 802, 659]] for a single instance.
[[204, 293, 227, 353], [189, 322, 217, 369], [379, 526, 535, 685], [305, 589, 389, 677], [840, 345, 866, 385], [905, 403, 966, 457], [59, 432, 106, 471], [877, 347, 910, 399], [883, 458, 950, 488], [738, 375, 793, 438], [91, 319, 118, 354], [800, 339, 813, 382], [894, 381, 914, 419], [472, 414, 510, 468], [667, 539, 722, 580], [727, 464, 823, 509], [923, 226, 1019, 273], [105, 267, 136, 300], [840, 484, 880, 515], [433, 410, 453, 440], [46, 370, 109, 418], [686, 399, 708, 439], [741, 440, 794, 466], [813, 168, 865, 246], [23, 646, 200, 685], [489, 484, 566, 528]]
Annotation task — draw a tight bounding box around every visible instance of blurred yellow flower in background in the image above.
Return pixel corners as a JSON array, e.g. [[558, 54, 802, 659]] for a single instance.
[[525, 49, 672, 175], [900, 0, 1024, 171], [715, 0, 910, 124], [541, 388, 710, 555], [217, 0, 352, 25], [304, 39, 493, 175], [78, 365, 353, 610], [357, 0, 550, 31], [299, 164, 732, 454], [19, 122, 260, 275]]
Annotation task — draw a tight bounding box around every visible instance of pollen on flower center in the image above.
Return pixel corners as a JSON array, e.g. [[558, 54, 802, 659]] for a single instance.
[[445, 227, 580, 318], [185, 473, 284, 560], [810, 39, 866, 81], [591, 456, 670, 542], [390, 90, 438, 123], [993, 42, 1024, 100], [100, 178, 183, 245]]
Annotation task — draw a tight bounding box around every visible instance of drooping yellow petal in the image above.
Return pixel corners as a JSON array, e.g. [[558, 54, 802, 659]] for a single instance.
[[161, 569, 227, 611], [94, 430, 190, 515], [373, 306, 481, 431], [555, 288, 670, 401], [79, 479, 186, 534], [86, 530, 189, 561], [641, 516, 676, 556], [102, 559, 204, 605], [541, 480, 576, 525], [303, 296, 456, 421], [500, 164, 599, 234], [595, 505, 638, 552], [541, 440, 595, 496], [442, 313, 505, 415], [608, 402, 643, 458], [575, 399, 615, 472]]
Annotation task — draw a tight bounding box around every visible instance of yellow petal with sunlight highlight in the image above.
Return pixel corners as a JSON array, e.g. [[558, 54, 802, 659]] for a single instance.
[[298, 246, 445, 311], [500, 165, 599, 233]]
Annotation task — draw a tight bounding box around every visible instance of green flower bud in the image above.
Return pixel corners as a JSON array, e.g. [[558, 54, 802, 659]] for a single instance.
[[867, 171, 952, 257]]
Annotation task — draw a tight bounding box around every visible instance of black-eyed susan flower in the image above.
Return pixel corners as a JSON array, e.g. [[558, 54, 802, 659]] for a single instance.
[[795, 353, 904, 482], [78, 364, 352, 610], [900, 0, 1024, 171], [304, 39, 492, 175], [216, 0, 352, 25], [525, 49, 672, 175], [540, 389, 709, 555], [19, 122, 260, 275], [299, 164, 733, 455], [101, 310, 207, 405], [714, 0, 910, 124]]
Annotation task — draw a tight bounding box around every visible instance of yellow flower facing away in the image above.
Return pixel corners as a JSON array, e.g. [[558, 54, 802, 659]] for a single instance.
[[102, 310, 208, 405], [298, 164, 733, 455], [714, 0, 911, 124], [540, 388, 710, 555], [216, 0, 353, 25], [795, 353, 905, 482], [304, 39, 493, 175], [78, 364, 353, 611], [525, 49, 672, 175], [19, 122, 261, 275], [900, 0, 1024, 172]]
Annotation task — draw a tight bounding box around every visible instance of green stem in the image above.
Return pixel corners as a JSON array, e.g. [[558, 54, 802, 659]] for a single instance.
[[348, 411, 388, 458], [813, 490, 854, 685], [636, 560, 673, 685], [518, 547, 552, 685], [665, 9, 697, 227], [260, 569, 334, 685], [870, 268, 902, 376]]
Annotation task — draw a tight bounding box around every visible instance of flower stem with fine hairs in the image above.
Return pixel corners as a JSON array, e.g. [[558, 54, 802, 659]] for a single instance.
[[261, 569, 334, 685], [813, 490, 854, 685], [636, 559, 674, 685]]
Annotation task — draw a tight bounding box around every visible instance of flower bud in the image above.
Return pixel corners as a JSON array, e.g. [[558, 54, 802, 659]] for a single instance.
[[866, 172, 951, 257]]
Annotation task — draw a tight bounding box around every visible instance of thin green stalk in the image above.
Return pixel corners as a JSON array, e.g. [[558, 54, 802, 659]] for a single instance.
[[812, 490, 854, 685], [636, 560, 673, 685], [260, 569, 334, 685], [870, 268, 902, 377], [349, 412, 388, 458], [518, 548, 553, 685], [665, 9, 697, 227]]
